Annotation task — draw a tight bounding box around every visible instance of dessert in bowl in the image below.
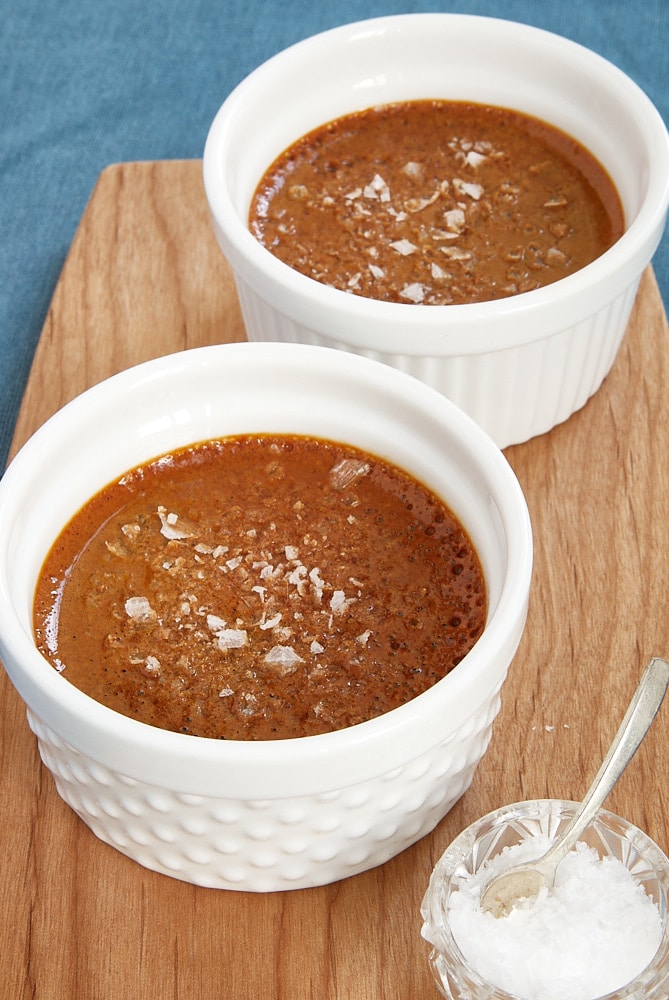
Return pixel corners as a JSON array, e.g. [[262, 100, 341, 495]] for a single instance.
[[0, 342, 532, 891], [203, 13, 669, 447]]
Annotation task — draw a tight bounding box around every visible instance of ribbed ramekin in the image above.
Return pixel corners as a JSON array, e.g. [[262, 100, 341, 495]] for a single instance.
[[203, 14, 669, 447]]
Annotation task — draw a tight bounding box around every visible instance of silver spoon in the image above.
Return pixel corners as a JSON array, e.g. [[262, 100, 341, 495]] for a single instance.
[[480, 656, 669, 919]]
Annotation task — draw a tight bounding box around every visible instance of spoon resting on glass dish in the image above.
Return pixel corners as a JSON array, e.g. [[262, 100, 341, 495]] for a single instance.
[[480, 656, 669, 919]]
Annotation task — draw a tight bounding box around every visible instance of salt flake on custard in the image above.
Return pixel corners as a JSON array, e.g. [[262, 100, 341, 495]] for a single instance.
[[453, 178, 483, 201], [364, 173, 390, 201], [259, 612, 282, 631], [400, 282, 425, 303], [390, 239, 418, 256], [264, 645, 304, 674], [124, 596, 156, 622], [215, 629, 248, 650], [330, 590, 356, 615], [157, 505, 197, 540]]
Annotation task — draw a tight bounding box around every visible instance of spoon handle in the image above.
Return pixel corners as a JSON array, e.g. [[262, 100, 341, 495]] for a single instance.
[[543, 656, 669, 871]]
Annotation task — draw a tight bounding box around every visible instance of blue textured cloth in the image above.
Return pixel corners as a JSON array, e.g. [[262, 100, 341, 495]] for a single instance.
[[2, 0, 667, 469]]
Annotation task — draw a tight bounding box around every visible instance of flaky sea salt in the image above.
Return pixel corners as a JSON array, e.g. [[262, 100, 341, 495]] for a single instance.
[[264, 644, 304, 672], [214, 628, 248, 650], [448, 838, 662, 1000], [399, 282, 425, 303], [124, 596, 156, 622]]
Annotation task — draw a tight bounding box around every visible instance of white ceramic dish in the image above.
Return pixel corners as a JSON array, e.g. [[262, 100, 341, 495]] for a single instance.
[[421, 799, 669, 999], [0, 342, 532, 891], [203, 13, 669, 447]]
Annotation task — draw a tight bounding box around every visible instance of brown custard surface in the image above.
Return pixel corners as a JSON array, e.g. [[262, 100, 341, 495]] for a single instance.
[[33, 435, 487, 740], [250, 100, 624, 305]]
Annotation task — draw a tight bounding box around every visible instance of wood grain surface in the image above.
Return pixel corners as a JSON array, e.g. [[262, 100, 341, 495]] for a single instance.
[[3, 159, 669, 999]]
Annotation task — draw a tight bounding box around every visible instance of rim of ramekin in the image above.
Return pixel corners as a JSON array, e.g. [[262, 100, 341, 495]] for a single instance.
[[0, 343, 532, 797], [203, 13, 669, 356]]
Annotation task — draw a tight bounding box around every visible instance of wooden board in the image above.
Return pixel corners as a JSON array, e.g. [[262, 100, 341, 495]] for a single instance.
[[3, 159, 669, 999]]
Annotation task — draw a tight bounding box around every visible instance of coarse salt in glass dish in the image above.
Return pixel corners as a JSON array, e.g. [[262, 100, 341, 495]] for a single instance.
[[421, 799, 669, 1000]]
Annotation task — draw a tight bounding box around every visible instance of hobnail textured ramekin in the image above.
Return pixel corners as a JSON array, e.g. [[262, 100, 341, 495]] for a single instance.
[[421, 799, 669, 999], [203, 14, 669, 448], [0, 343, 532, 890]]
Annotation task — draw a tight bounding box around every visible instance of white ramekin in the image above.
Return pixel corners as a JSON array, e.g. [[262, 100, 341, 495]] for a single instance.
[[0, 343, 532, 890], [203, 14, 669, 447]]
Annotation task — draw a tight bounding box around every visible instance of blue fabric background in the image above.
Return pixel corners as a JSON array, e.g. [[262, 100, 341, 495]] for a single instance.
[[1, 0, 667, 470]]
